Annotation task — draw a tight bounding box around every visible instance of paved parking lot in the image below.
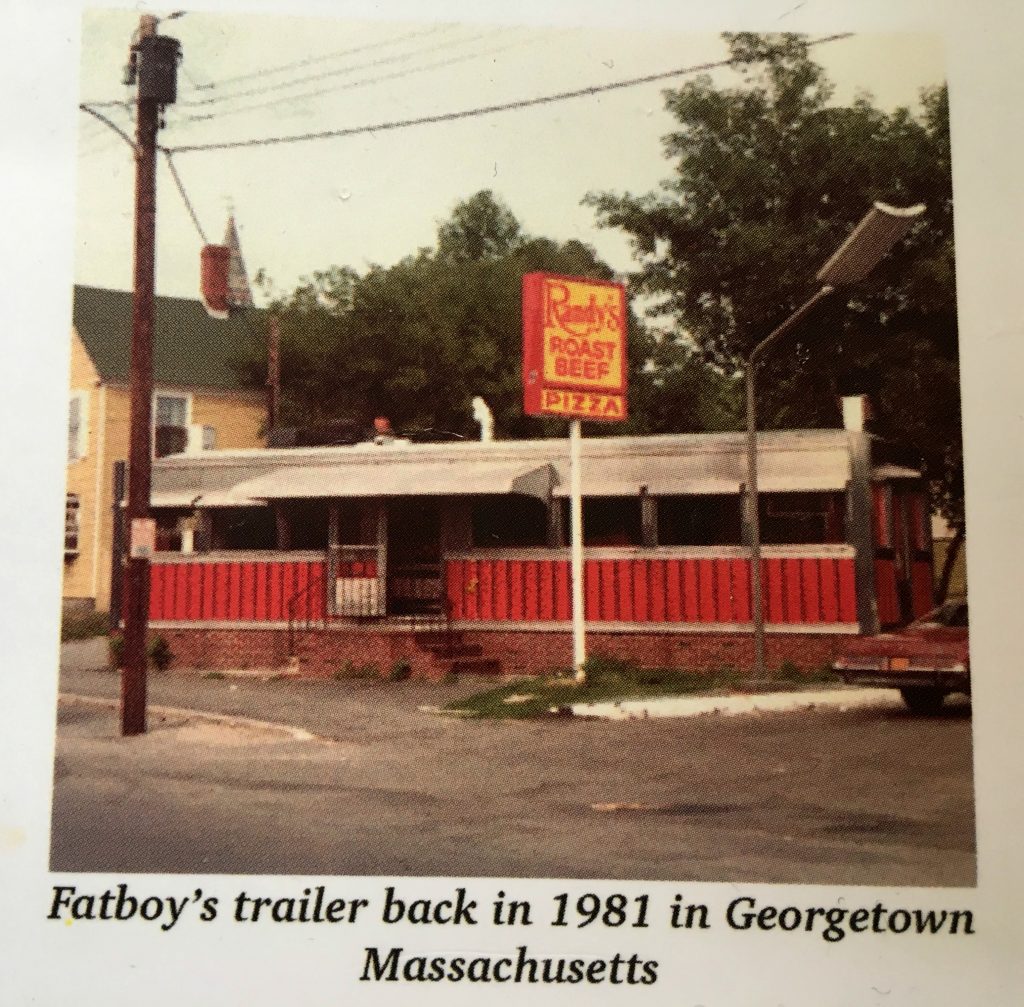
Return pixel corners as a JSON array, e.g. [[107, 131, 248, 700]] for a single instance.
[[51, 661, 975, 885]]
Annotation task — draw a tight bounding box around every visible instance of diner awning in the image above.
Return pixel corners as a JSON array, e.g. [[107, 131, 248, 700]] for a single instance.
[[550, 447, 851, 497], [232, 460, 555, 501]]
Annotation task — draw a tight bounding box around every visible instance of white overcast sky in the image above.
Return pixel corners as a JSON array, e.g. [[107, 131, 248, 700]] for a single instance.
[[73, 8, 946, 303]]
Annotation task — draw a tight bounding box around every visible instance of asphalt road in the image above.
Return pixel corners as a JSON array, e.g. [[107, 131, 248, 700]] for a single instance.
[[51, 657, 975, 886]]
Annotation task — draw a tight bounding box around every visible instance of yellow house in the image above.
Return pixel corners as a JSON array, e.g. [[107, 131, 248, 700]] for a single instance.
[[64, 285, 267, 614]]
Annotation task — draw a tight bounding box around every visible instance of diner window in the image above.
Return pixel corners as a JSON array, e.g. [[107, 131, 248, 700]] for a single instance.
[[761, 492, 844, 544], [210, 507, 276, 550], [472, 496, 548, 548], [154, 393, 190, 458], [658, 495, 742, 545], [562, 497, 643, 546], [64, 495, 80, 555]]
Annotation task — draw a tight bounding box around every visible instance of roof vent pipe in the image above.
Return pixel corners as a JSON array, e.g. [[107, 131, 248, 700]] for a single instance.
[[472, 397, 493, 442]]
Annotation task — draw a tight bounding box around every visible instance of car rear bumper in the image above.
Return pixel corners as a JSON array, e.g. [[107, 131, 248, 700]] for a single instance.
[[833, 667, 970, 693]]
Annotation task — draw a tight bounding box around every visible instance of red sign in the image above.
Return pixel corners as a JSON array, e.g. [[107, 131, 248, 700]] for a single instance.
[[523, 273, 628, 421]]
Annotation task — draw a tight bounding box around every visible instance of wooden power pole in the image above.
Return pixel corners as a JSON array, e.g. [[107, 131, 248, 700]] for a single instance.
[[120, 15, 180, 735]]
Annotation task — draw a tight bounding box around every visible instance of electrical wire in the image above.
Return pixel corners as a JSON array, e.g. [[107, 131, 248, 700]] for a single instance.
[[167, 34, 853, 155], [201, 21, 455, 90], [79, 104, 137, 152], [182, 32, 532, 124], [161, 150, 209, 243], [174, 25, 510, 108]]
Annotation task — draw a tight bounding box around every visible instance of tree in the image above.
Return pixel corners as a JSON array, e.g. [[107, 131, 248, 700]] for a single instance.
[[585, 33, 962, 588], [244, 193, 661, 440]]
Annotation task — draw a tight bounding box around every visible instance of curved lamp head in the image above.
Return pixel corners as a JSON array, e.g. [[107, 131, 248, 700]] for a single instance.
[[816, 202, 926, 286]]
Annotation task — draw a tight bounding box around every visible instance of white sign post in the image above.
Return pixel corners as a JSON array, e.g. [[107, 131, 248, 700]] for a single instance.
[[569, 418, 587, 682]]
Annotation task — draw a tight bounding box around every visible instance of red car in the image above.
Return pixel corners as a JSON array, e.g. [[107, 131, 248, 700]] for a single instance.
[[832, 598, 969, 714]]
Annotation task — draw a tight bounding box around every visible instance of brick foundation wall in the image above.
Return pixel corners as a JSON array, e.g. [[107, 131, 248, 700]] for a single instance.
[[152, 625, 847, 680]]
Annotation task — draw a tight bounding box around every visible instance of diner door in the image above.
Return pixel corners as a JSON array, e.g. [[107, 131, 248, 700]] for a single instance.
[[387, 498, 443, 615]]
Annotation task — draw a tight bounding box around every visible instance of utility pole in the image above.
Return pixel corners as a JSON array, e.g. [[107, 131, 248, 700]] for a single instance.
[[120, 15, 180, 735]]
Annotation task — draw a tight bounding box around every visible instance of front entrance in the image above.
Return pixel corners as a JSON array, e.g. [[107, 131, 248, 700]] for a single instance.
[[387, 498, 443, 615]]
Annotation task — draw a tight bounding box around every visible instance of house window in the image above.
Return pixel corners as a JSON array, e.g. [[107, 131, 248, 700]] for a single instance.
[[154, 393, 190, 458], [472, 496, 548, 548], [67, 392, 87, 461], [561, 497, 643, 546], [65, 495, 80, 555]]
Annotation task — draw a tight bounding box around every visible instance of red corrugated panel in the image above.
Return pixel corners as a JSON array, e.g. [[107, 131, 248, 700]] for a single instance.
[[267, 563, 282, 620], [492, 560, 509, 621], [508, 560, 523, 621], [187, 563, 203, 620], [147, 564, 163, 619], [173, 563, 188, 621], [911, 561, 934, 618], [555, 560, 570, 620], [698, 559, 716, 622], [838, 558, 859, 623], [254, 563, 268, 621], [539, 560, 555, 620], [280, 563, 294, 622], [649, 560, 666, 622], [599, 560, 616, 621], [630, 560, 647, 622], [464, 560, 479, 620], [294, 562, 310, 621], [202, 562, 215, 619], [585, 560, 600, 620], [212, 563, 229, 619], [802, 558, 821, 623], [682, 559, 699, 622], [617, 560, 634, 621], [524, 560, 540, 620], [664, 559, 682, 621], [732, 559, 750, 623], [240, 563, 256, 620], [715, 559, 733, 622], [783, 558, 802, 622], [478, 561, 493, 620], [820, 558, 839, 622], [766, 558, 785, 623]]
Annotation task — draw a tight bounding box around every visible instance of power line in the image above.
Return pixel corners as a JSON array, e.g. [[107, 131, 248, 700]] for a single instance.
[[181, 32, 533, 124], [161, 150, 208, 243], [79, 103, 137, 151], [202, 22, 455, 90], [174, 25, 511, 109], [167, 34, 854, 155]]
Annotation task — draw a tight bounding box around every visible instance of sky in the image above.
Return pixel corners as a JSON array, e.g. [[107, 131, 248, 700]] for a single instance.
[[73, 9, 946, 304]]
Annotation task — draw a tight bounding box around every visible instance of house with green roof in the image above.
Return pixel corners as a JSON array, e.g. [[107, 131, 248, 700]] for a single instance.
[[64, 285, 267, 613]]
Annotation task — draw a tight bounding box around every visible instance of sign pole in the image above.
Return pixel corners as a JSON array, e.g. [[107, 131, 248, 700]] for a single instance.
[[569, 419, 587, 683]]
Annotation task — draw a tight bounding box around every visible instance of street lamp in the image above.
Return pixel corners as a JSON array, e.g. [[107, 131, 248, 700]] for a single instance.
[[745, 201, 926, 679]]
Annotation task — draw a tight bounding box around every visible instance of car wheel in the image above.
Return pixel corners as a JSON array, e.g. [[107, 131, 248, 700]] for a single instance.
[[900, 687, 946, 715]]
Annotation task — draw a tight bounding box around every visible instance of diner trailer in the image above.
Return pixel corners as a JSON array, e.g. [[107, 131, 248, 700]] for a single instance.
[[142, 422, 933, 679]]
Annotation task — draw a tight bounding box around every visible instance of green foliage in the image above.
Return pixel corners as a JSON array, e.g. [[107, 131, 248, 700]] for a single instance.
[[61, 610, 109, 641], [586, 33, 961, 522], [107, 633, 174, 671], [243, 190, 738, 440], [387, 659, 413, 682], [148, 635, 173, 672], [335, 659, 381, 680]]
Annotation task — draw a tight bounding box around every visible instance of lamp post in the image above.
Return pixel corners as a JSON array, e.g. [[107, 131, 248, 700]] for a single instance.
[[745, 201, 926, 679]]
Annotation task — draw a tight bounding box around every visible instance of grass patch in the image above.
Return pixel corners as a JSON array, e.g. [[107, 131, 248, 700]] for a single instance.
[[446, 655, 741, 720], [61, 610, 109, 642], [446, 654, 841, 719]]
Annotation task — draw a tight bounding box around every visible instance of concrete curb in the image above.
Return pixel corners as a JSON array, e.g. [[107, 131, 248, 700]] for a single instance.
[[571, 687, 902, 721], [57, 692, 322, 742]]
